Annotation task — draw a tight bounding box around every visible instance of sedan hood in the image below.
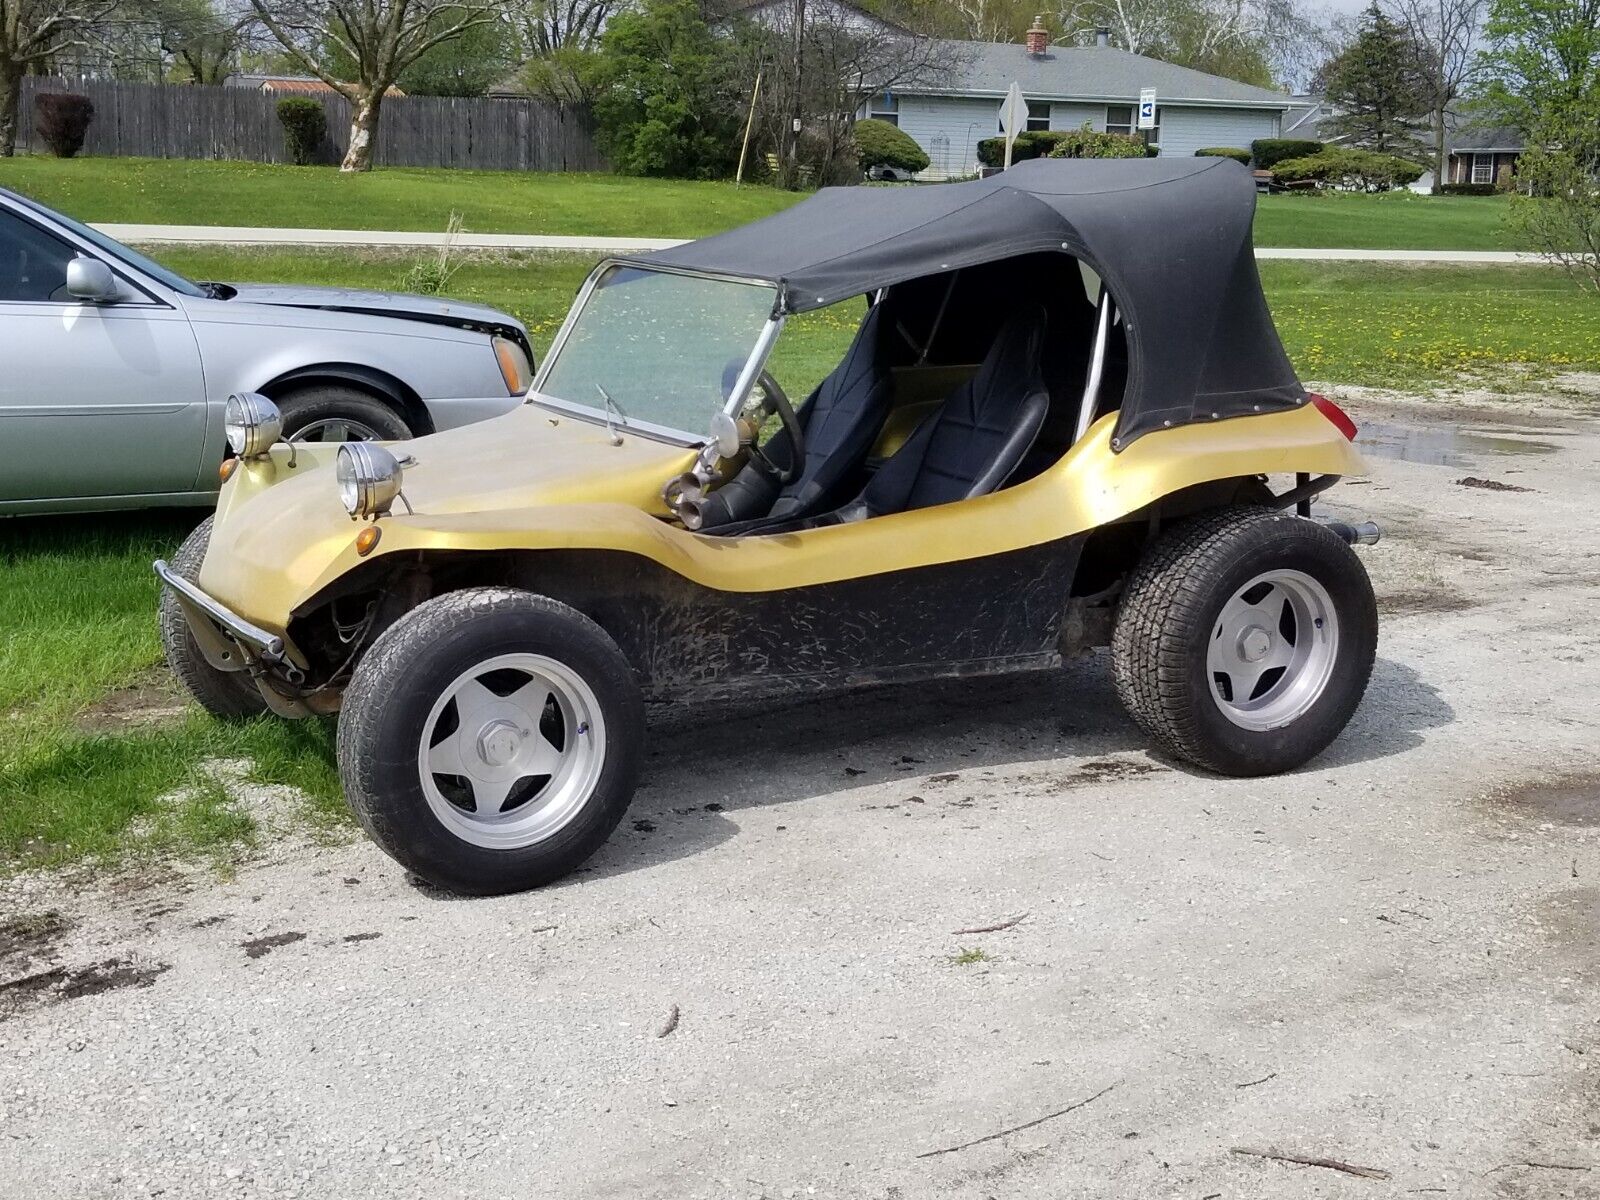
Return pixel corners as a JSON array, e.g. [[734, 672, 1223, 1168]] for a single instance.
[[222, 283, 526, 336]]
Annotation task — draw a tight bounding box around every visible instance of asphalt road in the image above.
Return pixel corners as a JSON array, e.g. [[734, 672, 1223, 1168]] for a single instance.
[[2, 388, 1598, 1199]]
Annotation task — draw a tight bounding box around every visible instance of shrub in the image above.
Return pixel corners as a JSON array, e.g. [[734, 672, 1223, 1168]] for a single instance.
[[276, 97, 327, 166], [33, 93, 94, 158], [852, 118, 929, 175], [1252, 137, 1323, 169], [1272, 146, 1424, 192], [1438, 181, 1498, 196], [976, 129, 1068, 167], [1195, 146, 1251, 164], [1046, 126, 1148, 159]]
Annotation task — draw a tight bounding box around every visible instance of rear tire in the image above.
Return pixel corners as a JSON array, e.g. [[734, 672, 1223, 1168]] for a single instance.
[[276, 384, 413, 443], [1111, 506, 1377, 776], [337, 588, 644, 895], [159, 517, 268, 719]]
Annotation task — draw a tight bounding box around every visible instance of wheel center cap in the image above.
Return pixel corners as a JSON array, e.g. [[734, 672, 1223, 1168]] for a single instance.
[[477, 720, 524, 767], [1238, 626, 1272, 663]]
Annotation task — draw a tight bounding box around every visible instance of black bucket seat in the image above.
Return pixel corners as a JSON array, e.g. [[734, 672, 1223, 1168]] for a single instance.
[[832, 304, 1050, 520]]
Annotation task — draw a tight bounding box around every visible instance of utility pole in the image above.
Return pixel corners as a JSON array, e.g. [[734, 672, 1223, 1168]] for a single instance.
[[785, 0, 805, 187]]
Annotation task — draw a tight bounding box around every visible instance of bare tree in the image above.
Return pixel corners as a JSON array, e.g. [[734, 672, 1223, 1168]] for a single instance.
[[730, 1, 960, 186], [0, 0, 117, 155], [1056, 0, 1320, 85], [249, 0, 500, 171], [1384, 0, 1486, 189], [516, 0, 614, 56]]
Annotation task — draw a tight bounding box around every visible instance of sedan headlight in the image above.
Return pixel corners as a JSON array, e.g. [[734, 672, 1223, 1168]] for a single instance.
[[336, 441, 405, 518], [493, 335, 532, 396], [224, 392, 283, 458]]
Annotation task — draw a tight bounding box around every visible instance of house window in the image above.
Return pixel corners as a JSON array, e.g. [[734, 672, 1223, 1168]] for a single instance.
[[1471, 152, 1493, 184], [869, 93, 898, 127], [1107, 104, 1159, 146], [998, 99, 1053, 134]]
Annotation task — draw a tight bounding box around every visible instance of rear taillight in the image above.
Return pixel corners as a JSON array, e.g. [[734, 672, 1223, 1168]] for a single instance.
[[1310, 392, 1358, 441]]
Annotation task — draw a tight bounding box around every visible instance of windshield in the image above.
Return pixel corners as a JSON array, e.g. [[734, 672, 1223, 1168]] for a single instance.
[[6, 190, 205, 298], [535, 264, 777, 437]]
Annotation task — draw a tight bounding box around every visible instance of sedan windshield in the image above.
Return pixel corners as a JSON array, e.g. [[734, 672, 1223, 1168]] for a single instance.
[[535, 265, 777, 438]]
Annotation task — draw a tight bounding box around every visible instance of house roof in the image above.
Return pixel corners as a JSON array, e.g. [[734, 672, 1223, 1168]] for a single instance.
[[225, 74, 405, 98], [914, 41, 1293, 109], [1448, 123, 1524, 152]]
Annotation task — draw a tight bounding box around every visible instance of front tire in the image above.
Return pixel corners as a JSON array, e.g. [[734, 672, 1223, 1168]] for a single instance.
[[1111, 507, 1377, 776], [159, 517, 268, 719], [337, 588, 644, 895], [276, 384, 413, 443]]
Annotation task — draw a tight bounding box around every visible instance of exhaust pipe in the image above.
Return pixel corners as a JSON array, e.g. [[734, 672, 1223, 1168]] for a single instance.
[[1320, 518, 1381, 546]]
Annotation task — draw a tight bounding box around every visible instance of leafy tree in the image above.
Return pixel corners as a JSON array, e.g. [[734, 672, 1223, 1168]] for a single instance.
[[588, 0, 739, 178], [1479, 0, 1600, 288], [853, 117, 929, 174], [0, 0, 116, 156], [1478, 0, 1600, 135], [1321, 3, 1430, 156]]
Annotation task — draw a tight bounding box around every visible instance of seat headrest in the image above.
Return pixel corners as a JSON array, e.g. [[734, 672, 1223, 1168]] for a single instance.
[[970, 304, 1049, 393]]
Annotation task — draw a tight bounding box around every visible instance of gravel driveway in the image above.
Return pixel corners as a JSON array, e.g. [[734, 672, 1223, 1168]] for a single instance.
[[3, 391, 1598, 1200]]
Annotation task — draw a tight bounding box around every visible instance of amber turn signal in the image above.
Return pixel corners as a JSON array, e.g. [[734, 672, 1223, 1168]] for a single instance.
[[355, 525, 382, 557], [219, 458, 239, 483]]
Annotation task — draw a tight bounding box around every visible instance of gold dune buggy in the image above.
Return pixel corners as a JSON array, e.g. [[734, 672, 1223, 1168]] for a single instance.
[[157, 158, 1380, 895]]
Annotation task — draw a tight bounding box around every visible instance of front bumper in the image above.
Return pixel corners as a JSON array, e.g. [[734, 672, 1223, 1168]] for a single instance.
[[153, 558, 286, 665]]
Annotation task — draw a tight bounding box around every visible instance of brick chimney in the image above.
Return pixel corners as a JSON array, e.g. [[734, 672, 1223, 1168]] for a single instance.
[[1095, 27, 1110, 48], [1025, 15, 1049, 56]]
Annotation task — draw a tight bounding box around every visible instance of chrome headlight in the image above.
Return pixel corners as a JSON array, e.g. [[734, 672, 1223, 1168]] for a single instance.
[[336, 442, 404, 518], [224, 392, 282, 458]]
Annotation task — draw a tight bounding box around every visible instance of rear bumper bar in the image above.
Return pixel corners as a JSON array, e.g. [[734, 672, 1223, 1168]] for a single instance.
[[153, 558, 286, 663]]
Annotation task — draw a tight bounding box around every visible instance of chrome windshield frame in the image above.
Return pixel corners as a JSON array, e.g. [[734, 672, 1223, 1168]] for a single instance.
[[527, 258, 786, 445]]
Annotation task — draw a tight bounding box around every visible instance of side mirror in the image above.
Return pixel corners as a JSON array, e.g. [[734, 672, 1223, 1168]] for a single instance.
[[66, 256, 121, 303], [709, 411, 742, 459]]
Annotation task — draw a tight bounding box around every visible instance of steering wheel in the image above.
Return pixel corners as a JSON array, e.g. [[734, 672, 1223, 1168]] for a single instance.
[[744, 371, 805, 486]]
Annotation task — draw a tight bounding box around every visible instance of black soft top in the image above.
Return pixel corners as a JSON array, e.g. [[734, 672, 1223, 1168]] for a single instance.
[[631, 157, 1305, 446]]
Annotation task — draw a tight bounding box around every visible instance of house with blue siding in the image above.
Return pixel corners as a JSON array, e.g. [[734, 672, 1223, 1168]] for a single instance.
[[867, 25, 1295, 180]]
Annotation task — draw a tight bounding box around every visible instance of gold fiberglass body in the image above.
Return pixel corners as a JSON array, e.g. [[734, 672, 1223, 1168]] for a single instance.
[[157, 158, 1382, 896]]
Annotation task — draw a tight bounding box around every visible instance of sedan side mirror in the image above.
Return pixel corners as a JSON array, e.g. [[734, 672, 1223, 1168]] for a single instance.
[[66, 256, 121, 303]]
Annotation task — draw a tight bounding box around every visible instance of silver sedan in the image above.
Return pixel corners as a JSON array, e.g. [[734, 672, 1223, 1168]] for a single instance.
[[0, 187, 534, 514]]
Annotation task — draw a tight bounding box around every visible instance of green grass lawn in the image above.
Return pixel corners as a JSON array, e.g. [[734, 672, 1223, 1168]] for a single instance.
[[1253, 191, 1517, 250], [3, 244, 1596, 877], [0, 156, 803, 239], [0, 154, 1519, 250]]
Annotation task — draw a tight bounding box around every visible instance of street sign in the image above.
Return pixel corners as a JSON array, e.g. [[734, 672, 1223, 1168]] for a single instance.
[[999, 81, 1026, 168], [1138, 88, 1157, 130]]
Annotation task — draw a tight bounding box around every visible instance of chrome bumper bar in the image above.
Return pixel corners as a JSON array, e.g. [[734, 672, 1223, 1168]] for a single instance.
[[153, 559, 285, 662]]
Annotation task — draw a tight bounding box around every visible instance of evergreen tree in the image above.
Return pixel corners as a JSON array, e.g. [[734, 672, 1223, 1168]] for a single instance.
[[1322, 4, 1431, 158]]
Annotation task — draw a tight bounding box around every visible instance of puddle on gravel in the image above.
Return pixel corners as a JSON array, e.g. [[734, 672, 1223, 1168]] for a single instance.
[[1357, 422, 1557, 467], [1500, 778, 1600, 827]]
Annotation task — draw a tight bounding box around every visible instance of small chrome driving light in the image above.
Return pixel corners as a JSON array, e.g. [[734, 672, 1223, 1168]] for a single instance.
[[224, 392, 283, 458], [336, 441, 405, 518]]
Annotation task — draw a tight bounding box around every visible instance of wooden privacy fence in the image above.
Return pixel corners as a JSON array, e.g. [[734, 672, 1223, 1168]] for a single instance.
[[17, 77, 605, 172]]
